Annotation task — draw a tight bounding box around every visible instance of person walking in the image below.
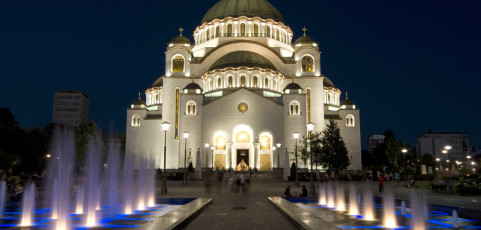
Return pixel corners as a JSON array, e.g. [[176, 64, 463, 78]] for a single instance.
[[378, 175, 385, 193]]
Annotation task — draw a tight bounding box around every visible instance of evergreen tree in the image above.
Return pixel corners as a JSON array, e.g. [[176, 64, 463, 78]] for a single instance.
[[319, 120, 349, 174]]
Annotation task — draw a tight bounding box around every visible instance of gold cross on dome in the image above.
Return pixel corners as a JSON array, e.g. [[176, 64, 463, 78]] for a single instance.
[[291, 75, 295, 83], [302, 27, 308, 36], [346, 92, 349, 99], [191, 74, 195, 82], [178, 27, 184, 36], [138, 92, 141, 99]]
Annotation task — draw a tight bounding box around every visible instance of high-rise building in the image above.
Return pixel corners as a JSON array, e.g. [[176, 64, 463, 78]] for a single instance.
[[367, 134, 385, 152], [416, 132, 469, 161], [126, 0, 362, 172], [52, 90, 89, 127]]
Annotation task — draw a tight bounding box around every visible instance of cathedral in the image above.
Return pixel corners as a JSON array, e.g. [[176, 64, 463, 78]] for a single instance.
[[126, 0, 362, 173]]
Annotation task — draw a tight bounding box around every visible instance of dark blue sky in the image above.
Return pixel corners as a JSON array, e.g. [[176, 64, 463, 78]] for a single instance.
[[1, 0, 480, 149]]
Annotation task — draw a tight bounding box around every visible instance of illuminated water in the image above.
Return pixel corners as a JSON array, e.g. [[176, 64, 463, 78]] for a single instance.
[[382, 186, 397, 228], [348, 183, 358, 215], [20, 183, 35, 226], [0, 181, 5, 218], [363, 182, 375, 220]]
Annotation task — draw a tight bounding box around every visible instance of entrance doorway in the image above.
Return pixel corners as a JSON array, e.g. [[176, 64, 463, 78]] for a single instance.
[[236, 149, 249, 171]]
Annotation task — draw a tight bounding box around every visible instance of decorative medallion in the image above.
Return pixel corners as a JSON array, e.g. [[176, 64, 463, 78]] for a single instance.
[[237, 102, 248, 113]]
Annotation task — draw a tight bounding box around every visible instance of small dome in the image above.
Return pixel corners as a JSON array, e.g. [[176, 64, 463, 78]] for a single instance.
[[184, 82, 202, 90], [131, 98, 145, 105], [169, 35, 191, 44], [294, 35, 317, 44], [323, 76, 335, 88], [209, 51, 277, 71], [340, 98, 355, 106], [152, 76, 164, 87], [284, 82, 302, 90], [202, 0, 285, 24]]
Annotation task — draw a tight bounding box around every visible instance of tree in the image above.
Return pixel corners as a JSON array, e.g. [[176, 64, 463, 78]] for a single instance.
[[319, 120, 349, 174], [297, 132, 322, 168], [75, 121, 100, 173]]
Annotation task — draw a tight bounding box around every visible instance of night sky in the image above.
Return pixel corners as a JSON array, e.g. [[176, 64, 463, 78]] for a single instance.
[[1, 0, 480, 149]]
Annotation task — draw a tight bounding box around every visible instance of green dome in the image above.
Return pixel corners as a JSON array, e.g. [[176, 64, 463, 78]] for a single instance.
[[151, 76, 164, 87], [209, 51, 277, 71], [341, 99, 355, 106], [184, 82, 202, 90], [202, 0, 285, 24], [294, 35, 316, 44], [169, 35, 191, 44], [284, 82, 302, 90], [131, 98, 145, 105], [323, 76, 335, 88]]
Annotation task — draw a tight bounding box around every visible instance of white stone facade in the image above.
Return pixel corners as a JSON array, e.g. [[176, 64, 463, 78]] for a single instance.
[[125, 0, 362, 172]]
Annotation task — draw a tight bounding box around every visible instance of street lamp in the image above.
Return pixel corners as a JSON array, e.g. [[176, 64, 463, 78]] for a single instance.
[[307, 122, 315, 195], [443, 145, 453, 194], [211, 146, 215, 171], [293, 132, 300, 186], [402, 148, 407, 182], [182, 131, 189, 185], [205, 143, 210, 172], [161, 121, 170, 194], [276, 143, 281, 169]]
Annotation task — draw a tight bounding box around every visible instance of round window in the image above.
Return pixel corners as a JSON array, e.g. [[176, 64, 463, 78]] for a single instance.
[[237, 102, 248, 113]]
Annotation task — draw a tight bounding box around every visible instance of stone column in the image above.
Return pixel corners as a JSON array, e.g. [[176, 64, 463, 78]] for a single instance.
[[226, 143, 233, 170], [253, 143, 260, 170]]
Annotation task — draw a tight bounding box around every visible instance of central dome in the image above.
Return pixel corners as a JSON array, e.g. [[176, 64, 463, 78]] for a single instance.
[[209, 51, 277, 71], [202, 0, 285, 24]]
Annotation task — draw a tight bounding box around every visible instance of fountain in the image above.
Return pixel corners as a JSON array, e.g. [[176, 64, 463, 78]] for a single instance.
[[0, 181, 6, 218], [75, 187, 84, 214], [348, 183, 358, 215], [411, 190, 426, 230], [20, 182, 35, 226], [363, 181, 375, 220], [85, 135, 102, 227], [327, 181, 335, 208], [452, 210, 459, 228], [335, 182, 345, 211], [318, 182, 326, 206], [382, 185, 397, 228], [401, 200, 406, 215], [123, 153, 134, 214], [106, 142, 120, 217]]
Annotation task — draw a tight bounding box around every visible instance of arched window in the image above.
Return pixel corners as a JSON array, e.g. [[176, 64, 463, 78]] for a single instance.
[[131, 114, 140, 127], [172, 55, 184, 72], [264, 78, 269, 88], [227, 24, 233, 36], [254, 24, 259, 36], [186, 100, 196, 116], [266, 26, 271, 38], [209, 79, 213, 91], [240, 23, 246, 36], [236, 131, 250, 143], [240, 76, 246, 87], [276, 29, 280, 40], [215, 136, 226, 150], [260, 134, 271, 150], [206, 29, 210, 41], [217, 77, 222, 88], [228, 76, 233, 87], [302, 56, 314, 72], [253, 76, 258, 87], [289, 101, 300, 116], [215, 25, 219, 38], [346, 114, 355, 127]]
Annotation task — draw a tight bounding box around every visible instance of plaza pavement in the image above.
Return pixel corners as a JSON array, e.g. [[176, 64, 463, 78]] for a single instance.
[[155, 173, 481, 230]]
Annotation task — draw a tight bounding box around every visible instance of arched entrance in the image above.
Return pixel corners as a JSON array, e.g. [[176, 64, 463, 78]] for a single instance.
[[232, 125, 254, 171]]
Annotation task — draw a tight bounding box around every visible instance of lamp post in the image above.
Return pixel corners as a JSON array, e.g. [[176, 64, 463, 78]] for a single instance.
[[211, 146, 215, 171], [161, 121, 170, 194], [276, 143, 281, 169], [436, 158, 440, 171], [204, 143, 210, 173], [443, 145, 452, 194], [307, 122, 315, 195], [402, 148, 407, 182], [293, 132, 300, 186], [182, 131, 189, 185]]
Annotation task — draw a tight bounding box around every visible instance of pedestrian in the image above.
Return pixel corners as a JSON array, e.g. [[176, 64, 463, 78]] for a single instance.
[[301, 185, 308, 197], [378, 174, 384, 193], [284, 186, 291, 197], [240, 173, 246, 192]]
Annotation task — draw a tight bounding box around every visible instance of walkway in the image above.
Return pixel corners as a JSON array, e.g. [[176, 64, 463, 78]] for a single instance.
[[156, 173, 481, 230]]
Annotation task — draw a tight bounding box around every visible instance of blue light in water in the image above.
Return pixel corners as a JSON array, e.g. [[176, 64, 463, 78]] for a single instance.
[[0, 224, 17, 227], [102, 224, 141, 228], [117, 217, 154, 221], [427, 220, 452, 227], [339, 226, 385, 229]]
